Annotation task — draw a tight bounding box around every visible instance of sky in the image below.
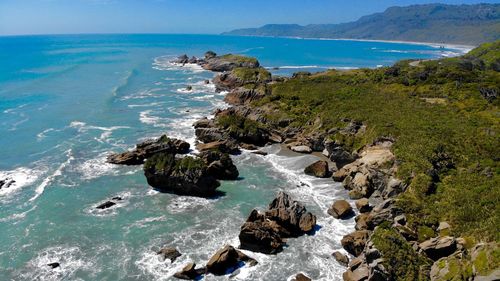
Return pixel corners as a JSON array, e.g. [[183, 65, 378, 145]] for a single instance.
[[0, 0, 498, 35]]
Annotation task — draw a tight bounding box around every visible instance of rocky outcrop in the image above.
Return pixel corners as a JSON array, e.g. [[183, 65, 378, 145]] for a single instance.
[[157, 247, 181, 263], [144, 153, 220, 197], [419, 236, 457, 261], [199, 150, 239, 180], [304, 160, 331, 178], [107, 135, 190, 165], [328, 200, 354, 219], [198, 52, 260, 72], [205, 245, 257, 275], [195, 140, 240, 155], [332, 141, 403, 201], [224, 88, 266, 105], [239, 192, 317, 254], [174, 262, 205, 280], [355, 198, 371, 213], [341, 230, 370, 257]]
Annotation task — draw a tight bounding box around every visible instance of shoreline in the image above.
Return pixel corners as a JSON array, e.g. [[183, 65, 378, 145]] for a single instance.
[[223, 34, 475, 54]]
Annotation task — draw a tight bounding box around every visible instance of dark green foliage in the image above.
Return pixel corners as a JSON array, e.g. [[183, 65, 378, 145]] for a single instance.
[[232, 67, 271, 82], [217, 114, 264, 136], [144, 152, 175, 172], [174, 156, 205, 172], [220, 54, 259, 65], [372, 223, 432, 280]]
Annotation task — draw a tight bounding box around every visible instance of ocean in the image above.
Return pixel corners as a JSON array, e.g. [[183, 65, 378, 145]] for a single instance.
[[0, 34, 465, 280]]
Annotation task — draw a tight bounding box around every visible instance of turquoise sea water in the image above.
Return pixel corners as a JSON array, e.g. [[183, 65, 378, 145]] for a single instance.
[[0, 34, 465, 280]]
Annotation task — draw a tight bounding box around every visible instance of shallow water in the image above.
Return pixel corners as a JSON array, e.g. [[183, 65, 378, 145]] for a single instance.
[[0, 34, 463, 280]]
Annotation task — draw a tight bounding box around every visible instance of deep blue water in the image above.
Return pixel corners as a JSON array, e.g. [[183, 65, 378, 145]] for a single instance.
[[0, 34, 465, 280]]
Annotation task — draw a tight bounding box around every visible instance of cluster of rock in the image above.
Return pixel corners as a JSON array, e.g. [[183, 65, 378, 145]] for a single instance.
[[239, 192, 317, 254], [154, 245, 257, 280], [163, 192, 316, 280], [107, 135, 239, 197], [0, 177, 15, 190]]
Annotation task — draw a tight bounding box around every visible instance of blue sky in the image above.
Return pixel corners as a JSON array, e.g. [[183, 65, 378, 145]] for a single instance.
[[0, 0, 498, 35]]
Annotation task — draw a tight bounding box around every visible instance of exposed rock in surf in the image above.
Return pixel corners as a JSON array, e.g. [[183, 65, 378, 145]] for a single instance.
[[96, 201, 116, 210], [304, 160, 331, 178], [172, 54, 189, 64], [186, 85, 193, 91], [143, 153, 220, 197], [333, 251, 350, 267], [239, 192, 317, 254], [198, 150, 239, 180], [157, 247, 182, 263], [0, 178, 15, 190], [174, 262, 205, 280], [47, 262, 60, 269], [328, 200, 354, 219], [107, 135, 190, 165], [205, 245, 257, 275], [293, 273, 312, 281]]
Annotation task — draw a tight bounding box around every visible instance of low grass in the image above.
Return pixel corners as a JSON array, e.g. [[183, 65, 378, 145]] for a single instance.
[[220, 54, 259, 65], [232, 67, 271, 83]]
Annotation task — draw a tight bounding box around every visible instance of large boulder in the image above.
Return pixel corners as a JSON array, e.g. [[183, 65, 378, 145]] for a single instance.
[[172, 54, 189, 64], [328, 200, 354, 219], [341, 230, 370, 257], [157, 247, 181, 263], [304, 160, 331, 178], [205, 245, 257, 275], [332, 251, 350, 267], [107, 135, 190, 165], [291, 145, 312, 154], [195, 140, 240, 155], [173, 262, 204, 280], [144, 153, 220, 197], [239, 192, 317, 254], [419, 236, 457, 261], [199, 151, 239, 180]]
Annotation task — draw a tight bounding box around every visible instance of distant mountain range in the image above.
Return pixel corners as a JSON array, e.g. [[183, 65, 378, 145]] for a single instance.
[[223, 4, 500, 45]]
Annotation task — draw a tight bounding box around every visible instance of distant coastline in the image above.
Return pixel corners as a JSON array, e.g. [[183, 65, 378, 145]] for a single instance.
[[223, 33, 475, 54]]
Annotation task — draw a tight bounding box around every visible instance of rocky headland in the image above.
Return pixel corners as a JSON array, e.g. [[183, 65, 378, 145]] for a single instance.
[[108, 43, 499, 280]]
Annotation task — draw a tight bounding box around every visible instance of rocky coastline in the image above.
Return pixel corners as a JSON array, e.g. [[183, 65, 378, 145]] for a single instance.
[[106, 50, 499, 280]]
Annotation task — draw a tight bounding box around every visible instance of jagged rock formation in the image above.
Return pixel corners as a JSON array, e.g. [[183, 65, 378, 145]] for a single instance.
[[239, 192, 316, 254]]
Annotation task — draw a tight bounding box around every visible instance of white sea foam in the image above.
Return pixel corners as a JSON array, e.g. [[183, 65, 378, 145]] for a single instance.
[[86, 191, 132, 217], [75, 151, 132, 181], [0, 167, 43, 197], [17, 246, 93, 281], [29, 149, 74, 202], [152, 55, 206, 73], [37, 128, 57, 140]]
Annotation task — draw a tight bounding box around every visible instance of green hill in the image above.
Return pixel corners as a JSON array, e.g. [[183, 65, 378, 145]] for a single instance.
[[223, 3, 500, 45]]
